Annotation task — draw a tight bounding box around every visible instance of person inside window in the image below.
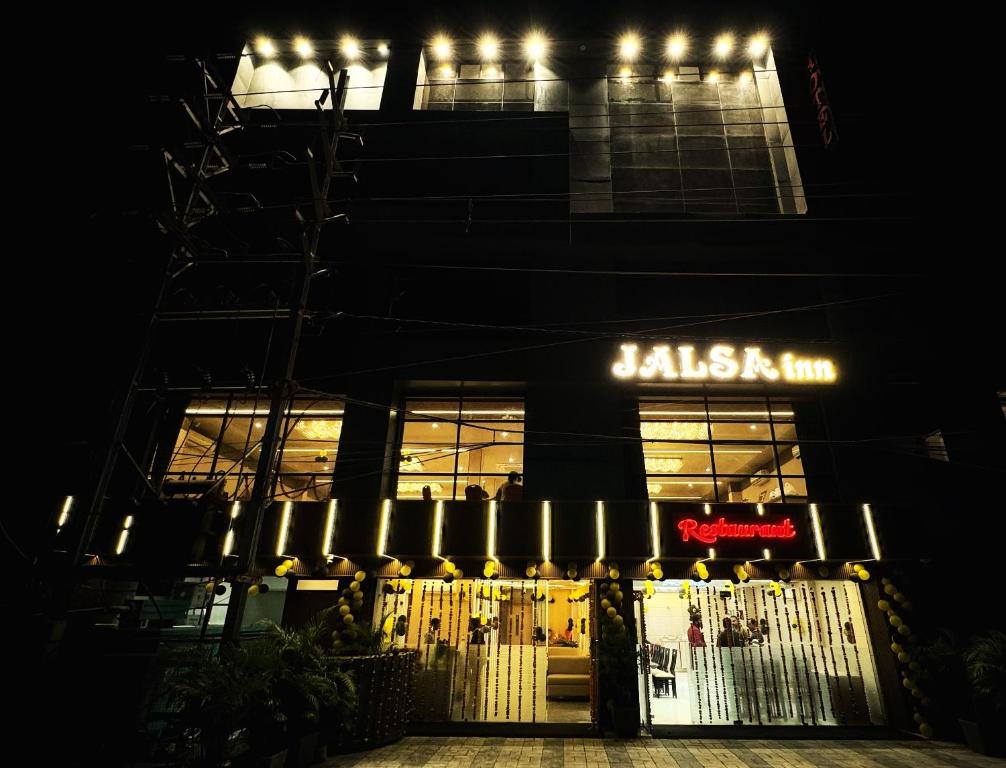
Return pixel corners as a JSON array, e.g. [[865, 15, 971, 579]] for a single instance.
[[717, 617, 738, 647], [495, 471, 523, 501], [687, 616, 706, 647], [564, 618, 575, 642]]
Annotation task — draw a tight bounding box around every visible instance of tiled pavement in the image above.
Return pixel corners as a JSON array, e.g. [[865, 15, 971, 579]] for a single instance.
[[323, 736, 1006, 767]]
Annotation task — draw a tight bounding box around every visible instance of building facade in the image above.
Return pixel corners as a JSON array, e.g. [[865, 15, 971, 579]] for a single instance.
[[43, 12, 1006, 758]]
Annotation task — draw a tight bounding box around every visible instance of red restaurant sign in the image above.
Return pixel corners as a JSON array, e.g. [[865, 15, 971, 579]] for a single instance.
[[678, 517, 797, 545]]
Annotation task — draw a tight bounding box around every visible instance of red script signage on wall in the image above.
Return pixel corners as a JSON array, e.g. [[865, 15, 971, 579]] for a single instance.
[[678, 517, 797, 545]]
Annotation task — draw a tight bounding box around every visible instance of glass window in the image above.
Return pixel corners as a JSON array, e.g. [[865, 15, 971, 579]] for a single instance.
[[414, 46, 568, 112], [164, 397, 343, 502], [232, 39, 387, 111], [396, 397, 524, 500], [640, 397, 807, 503]]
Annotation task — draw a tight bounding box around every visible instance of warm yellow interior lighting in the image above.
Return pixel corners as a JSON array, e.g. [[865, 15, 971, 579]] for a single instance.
[[478, 34, 499, 60], [294, 37, 314, 58], [667, 33, 687, 59], [340, 37, 361, 60], [255, 37, 276, 58], [524, 31, 546, 61], [432, 35, 452, 61], [748, 34, 769, 58], [619, 32, 641, 61], [714, 34, 734, 58]]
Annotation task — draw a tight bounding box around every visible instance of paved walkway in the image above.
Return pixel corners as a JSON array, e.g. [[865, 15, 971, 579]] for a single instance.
[[323, 736, 1005, 767]]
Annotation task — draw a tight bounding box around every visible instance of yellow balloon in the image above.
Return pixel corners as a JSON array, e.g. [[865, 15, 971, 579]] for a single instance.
[[878, 600, 891, 611], [601, 599, 611, 610], [853, 563, 863, 572], [339, 605, 351, 616], [884, 584, 897, 595], [275, 566, 288, 577], [282, 559, 294, 569], [349, 581, 361, 592], [483, 567, 494, 578], [894, 592, 906, 602], [342, 614, 354, 624], [454, 570, 464, 579], [898, 624, 911, 636], [609, 569, 620, 580], [355, 570, 366, 582], [526, 566, 536, 578], [444, 561, 456, 573], [606, 606, 617, 618], [858, 570, 871, 581], [613, 591, 624, 603], [205, 582, 215, 592], [248, 584, 259, 596], [653, 569, 664, 580], [613, 615, 624, 627], [400, 565, 413, 577], [920, 723, 933, 738], [898, 651, 910, 663], [891, 643, 902, 654], [889, 615, 903, 627]]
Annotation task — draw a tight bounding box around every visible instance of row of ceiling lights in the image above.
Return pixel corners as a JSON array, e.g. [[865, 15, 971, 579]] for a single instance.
[[253, 36, 388, 61], [428, 31, 770, 63], [251, 31, 769, 64]]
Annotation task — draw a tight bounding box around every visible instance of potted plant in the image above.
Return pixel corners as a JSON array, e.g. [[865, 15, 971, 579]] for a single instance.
[[960, 631, 1005, 757], [261, 620, 355, 768], [164, 640, 284, 768]]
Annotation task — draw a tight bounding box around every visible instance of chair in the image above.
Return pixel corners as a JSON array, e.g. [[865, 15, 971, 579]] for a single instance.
[[651, 648, 677, 698]]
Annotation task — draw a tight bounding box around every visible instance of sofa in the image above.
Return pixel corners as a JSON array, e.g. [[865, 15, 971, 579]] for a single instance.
[[546, 646, 590, 699]]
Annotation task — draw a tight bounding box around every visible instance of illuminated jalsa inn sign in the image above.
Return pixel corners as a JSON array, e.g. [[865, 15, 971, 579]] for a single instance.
[[611, 343, 838, 384]]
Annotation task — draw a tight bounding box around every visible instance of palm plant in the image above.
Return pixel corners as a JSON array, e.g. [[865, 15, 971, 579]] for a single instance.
[[262, 620, 356, 732], [163, 640, 280, 766], [964, 631, 1006, 716]]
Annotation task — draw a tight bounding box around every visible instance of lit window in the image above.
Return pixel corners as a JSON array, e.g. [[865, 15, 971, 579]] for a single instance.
[[396, 397, 524, 500], [165, 397, 343, 501], [640, 397, 807, 503]]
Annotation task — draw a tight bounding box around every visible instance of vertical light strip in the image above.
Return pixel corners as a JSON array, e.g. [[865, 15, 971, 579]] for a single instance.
[[322, 499, 338, 557], [763, 548, 771, 560], [377, 499, 391, 557], [115, 515, 134, 555], [595, 501, 606, 562], [649, 501, 661, 561], [810, 503, 827, 561], [708, 547, 716, 560], [223, 529, 236, 557], [276, 501, 293, 557], [541, 500, 551, 562], [862, 502, 881, 561], [432, 500, 444, 559], [57, 496, 74, 529], [703, 503, 712, 516], [756, 503, 765, 516], [487, 500, 498, 561], [223, 502, 241, 557]]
